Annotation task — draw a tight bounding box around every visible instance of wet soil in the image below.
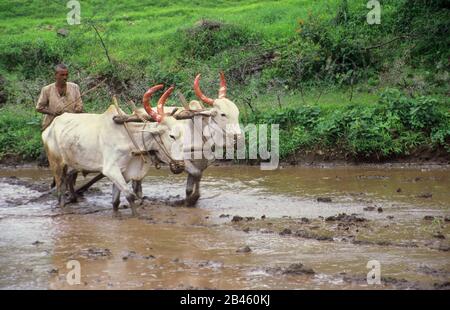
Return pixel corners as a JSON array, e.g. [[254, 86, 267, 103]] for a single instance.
[[0, 165, 449, 289]]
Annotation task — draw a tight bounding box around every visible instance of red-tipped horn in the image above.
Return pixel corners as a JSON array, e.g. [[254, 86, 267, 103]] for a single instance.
[[143, 84, 164, 122], [194, 74, 214, 106], [157, 85, 175, 121], [218, 71, 227, 99]]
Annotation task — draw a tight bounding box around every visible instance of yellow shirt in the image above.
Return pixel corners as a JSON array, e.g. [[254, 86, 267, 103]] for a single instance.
[[36, 82, 83, 130]]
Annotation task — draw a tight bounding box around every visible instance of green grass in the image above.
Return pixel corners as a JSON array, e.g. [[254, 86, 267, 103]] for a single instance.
[[1, 88, 447, 162], [0, 0, 340, 70], [243, 89, 450, 160], [0, 105, 42, 160], [0, 0, 449, 161]]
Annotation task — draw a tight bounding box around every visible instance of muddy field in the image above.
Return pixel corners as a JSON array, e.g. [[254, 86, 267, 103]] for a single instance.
[[0, 164, 449, 289]]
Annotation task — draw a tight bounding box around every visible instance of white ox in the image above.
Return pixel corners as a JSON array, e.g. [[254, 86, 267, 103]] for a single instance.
[[181, 73, 241, 206], [42, 85, 185, 216], [134, 72, 242, 206]]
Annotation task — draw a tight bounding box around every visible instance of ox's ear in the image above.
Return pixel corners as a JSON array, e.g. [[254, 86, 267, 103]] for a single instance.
[[140, 126, 166, 135], [206, 108, 218, 117]]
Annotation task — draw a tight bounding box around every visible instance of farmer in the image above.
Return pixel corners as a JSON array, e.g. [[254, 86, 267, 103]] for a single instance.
[[36, 63, 83, 168], [36, 63, 83, 131]]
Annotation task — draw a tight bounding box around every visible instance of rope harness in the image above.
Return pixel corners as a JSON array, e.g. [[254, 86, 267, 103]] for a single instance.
[[112, 101, 229, 174], [141, 119, 185, 174], [113, 97, 181, 172], [113, 96, 148, 164]]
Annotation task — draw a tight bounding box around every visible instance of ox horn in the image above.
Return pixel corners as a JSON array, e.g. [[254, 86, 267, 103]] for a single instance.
[[194, 74, 214, 106], [218, 71, 227, 99], [143, 84, 164, 122], [157, 85, 175, 121]]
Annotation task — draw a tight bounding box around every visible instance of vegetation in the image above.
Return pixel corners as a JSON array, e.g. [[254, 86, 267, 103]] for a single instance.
[[0, 0, 449, 161], [244, 89, 449, 160]]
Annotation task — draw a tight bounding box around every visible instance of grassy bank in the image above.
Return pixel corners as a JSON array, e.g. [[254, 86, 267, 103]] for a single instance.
[[0, 0, 449, 162], [1, 88, 448, 162]]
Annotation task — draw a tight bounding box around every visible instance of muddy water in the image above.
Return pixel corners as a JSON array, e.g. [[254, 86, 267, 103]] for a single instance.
[[0, 165, 449, 289]]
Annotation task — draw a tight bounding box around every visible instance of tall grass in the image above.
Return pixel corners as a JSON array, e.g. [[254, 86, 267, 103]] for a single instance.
[[0, 0, 448, 161]]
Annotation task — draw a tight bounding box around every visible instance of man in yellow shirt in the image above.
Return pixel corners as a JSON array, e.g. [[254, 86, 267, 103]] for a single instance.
[[36, 63, 83, 130]]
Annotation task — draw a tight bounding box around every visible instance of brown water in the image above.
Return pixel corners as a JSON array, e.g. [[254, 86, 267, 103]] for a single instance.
[[0, 164, 449, 289]]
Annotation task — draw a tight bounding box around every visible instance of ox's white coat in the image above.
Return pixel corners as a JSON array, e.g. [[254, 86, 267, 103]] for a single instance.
[[42, 105, 184, 214]]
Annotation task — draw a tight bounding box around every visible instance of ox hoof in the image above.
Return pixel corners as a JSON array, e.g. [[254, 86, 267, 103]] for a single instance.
[[171, 199, 185, 207], [129, 205, 140, 217], [184, 201, 198, 208], [68, 197, 78, 204], [185, 195, 200, 208], [113, 210, 122, 219], [131, 210, 140, 217]]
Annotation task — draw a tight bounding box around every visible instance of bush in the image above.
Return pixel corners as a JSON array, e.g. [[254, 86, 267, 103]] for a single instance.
[[394, 0, 450, 64], [0, 75, 8, 105], [0, 107, 42, 160], [380, 88, 446, 132], [0, 36, 84, 79], [176, 19, 261, 60], [245, 89, 449, 160]]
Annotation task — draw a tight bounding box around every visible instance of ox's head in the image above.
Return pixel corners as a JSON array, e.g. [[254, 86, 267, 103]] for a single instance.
[[192, 73, 242, 147], [141, 85, 185, 167]]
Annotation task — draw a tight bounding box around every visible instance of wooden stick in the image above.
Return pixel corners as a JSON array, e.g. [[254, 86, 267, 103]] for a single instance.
[[61, 78, 107, 111], [75, 173, 105, 195]]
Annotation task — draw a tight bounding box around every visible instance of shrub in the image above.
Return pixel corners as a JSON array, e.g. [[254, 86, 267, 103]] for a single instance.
[[175, 19, 261, 60], [0, 107, 42, 160]]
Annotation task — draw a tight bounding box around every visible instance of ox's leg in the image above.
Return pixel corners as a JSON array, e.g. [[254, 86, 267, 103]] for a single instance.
[[186, 173, 202, 207], [185, 173, 195, 204], [112, 184, 121, 216], [45, 146, 66, 208], [185, 171, 203, 207], [67, 171, 78, 203], [132, 180, 143, 199], [57, 165, 68, 208], [103, 167, 140, 217], [184, 160, 206, 207]]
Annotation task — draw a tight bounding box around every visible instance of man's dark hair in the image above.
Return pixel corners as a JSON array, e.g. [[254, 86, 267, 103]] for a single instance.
[[54, 63, 68, 72]]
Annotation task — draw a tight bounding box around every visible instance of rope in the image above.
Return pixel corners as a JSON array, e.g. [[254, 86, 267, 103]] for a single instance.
[[60, 78, 107, 111], [140, 119, 185, 173], [141, 120, 161, 169], [112, 96, 147, 164]]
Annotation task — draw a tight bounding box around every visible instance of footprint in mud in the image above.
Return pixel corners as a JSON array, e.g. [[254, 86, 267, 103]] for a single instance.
[[121, 250, 155, 261], [261, 263, 316, 276], [73, 247, 112, 260], [414, 265, 450, 279], [236, 246, 252, 253], [325, 213, 367, 222], [317, 197, 332, 203]]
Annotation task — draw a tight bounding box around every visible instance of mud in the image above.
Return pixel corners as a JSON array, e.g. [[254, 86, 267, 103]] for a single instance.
[[0, 165, 449, 289], [230, 213, 449, 252]]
